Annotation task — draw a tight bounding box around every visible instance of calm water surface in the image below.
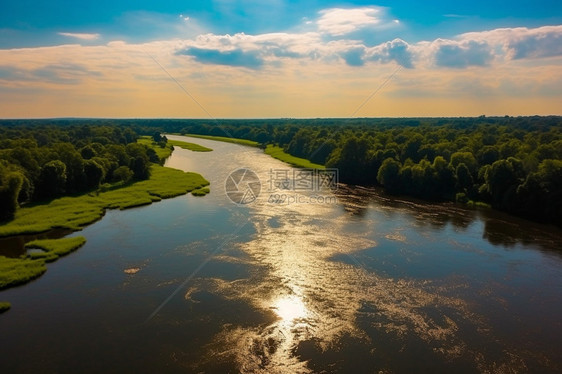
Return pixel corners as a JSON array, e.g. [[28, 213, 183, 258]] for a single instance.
[[1, 135, 561, 373]]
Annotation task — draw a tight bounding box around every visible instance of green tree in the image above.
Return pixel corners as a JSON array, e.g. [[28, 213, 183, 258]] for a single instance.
[[432, 156, 456, 199], [478, 146, 500, 165], [450, 152, 477, 175], [0, 164, 24, 221], [113, 166, 134, 183], [455, 163, 474, 194], [38, 160, 67, 198], [377, 158, 401, 191], [83, 160, 105, 189], [517, 159, 562, 224], [401, 133, 423, 162], [326, 137, 373, 184], [131, 156, 150, 180], [484, 158, 522, 209], [80, 145, 97, 160]]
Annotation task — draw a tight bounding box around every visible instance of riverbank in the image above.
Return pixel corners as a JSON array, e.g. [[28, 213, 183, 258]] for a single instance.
[[177, 133, 259, 147], [168, 139, 213, 152], [264, 145, 325, 169], [173, 134, 325, 169], [0, 139, 211, 302], [0, 237, 87, 292], [0, 165, 209, 238]]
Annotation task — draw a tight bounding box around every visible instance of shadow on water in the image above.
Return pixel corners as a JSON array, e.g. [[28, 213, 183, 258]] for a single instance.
[[0, 229, 74, 258], [334, 184, 562, 254]]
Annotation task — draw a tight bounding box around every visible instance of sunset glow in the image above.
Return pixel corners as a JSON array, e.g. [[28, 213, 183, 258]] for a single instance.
[[1, 1, 560, 118]]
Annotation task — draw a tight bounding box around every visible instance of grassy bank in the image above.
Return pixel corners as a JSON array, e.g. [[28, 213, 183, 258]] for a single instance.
[[168, 139, 213, 152], [264, 145, 325, 169], [174, 133, 323, 169], [0, 139, 211, 300], [0, 166, 208, 293], [0, 302, 10, 313], [0, 165, 209, 237], [192, 187, 210, 196], [26, 236, 87, 262], [0, 237, 86, 291], [137, 136, 174, 161], [180, 134, 259, 147], [0, 256, 47, 289]]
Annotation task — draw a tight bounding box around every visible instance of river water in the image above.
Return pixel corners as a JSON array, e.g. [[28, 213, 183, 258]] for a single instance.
[[1, 135, 561, 373]]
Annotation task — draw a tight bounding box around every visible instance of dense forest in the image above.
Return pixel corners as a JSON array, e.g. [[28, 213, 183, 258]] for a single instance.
[[140, 116, 562, 227], [0, 123, 162, 222], [1, 117, 561, 227]]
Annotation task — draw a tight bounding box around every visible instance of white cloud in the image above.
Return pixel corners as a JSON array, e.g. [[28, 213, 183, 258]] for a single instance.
[[460, 25, 562, 60], [432, 39, 493, 68], [406, 25, 562, 69], [171, 23, 562, 70], [316, 7, 382, 36], [1, 13, 561, 117], [366, 39, 414, 68], [58, 32, 100, 41]]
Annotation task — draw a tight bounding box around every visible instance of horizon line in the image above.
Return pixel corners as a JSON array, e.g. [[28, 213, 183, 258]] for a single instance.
[[1, 114, 561, 121]]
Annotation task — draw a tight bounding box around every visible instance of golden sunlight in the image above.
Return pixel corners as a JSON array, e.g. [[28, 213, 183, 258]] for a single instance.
[[273, 295, 308, 324]]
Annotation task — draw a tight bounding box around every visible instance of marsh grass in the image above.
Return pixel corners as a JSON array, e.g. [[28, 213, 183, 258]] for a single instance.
[[0, 165, 209, 297], [466, 200, 492, 209], [0, 165, 209, 237], [0, 139, 210, 303], [0, 166, 208, 296], [0, 302, 10, 313], [191, 187, 210, 196], [0, 256, 47, 290], [179, 134, 258, 147], [25, 236, 86, 261], [264, 145, 325, 169], [0, 237, 86, 293], [168, 139, 213, 152]]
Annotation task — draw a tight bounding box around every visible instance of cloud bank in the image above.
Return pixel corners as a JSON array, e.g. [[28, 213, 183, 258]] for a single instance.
[[58, 32, 101, 40], [0, 8, 561, 117]]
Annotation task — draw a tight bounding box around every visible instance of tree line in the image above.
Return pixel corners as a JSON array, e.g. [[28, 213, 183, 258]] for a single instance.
[[0, 123, 159, 221], [1, 117, 561, 226], [133, 116, 562, 226]]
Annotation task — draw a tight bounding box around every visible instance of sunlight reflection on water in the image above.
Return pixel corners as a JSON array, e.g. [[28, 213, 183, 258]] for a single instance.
[[273, 294, 309, 325], [2, 136, 562, 373], [164, 136, 562, 373]]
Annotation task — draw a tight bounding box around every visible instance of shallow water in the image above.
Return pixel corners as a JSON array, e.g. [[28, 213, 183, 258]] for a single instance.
[[1, 135, 561, 373]]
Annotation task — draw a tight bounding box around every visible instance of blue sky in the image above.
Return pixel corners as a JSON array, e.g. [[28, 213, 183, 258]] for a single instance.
[[2, 0, 561, 47], [0, 1, 561, 117]]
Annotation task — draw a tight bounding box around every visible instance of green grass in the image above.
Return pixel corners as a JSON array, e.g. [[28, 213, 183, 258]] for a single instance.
[[0, 256, 47, 290], [175, 133, 323, 169], [0, 166, 208, 297], [0, 237, 86, 293], [264, 145, 325, 169], [191, 187, 210, 196], [0, 139, 211, 306], [0, 302, 11, 313], [466, 200, 492, 209], [180, 134, 259, 147], [137, 136, 174, 161], [25, 236, 86, 262], [168, 139, 213, 152], [0, 165, 210, 237]]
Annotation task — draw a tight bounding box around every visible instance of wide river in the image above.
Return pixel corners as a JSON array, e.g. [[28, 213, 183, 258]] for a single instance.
[[1, 135, 561, 373]]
